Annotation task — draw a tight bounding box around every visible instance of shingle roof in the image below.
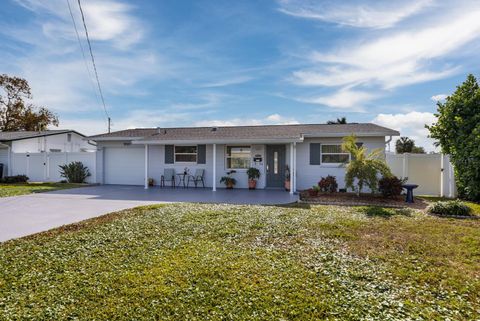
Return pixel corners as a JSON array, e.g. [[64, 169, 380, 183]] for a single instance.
[[0, 130, 83, 141], [88, 123, 399, 142]]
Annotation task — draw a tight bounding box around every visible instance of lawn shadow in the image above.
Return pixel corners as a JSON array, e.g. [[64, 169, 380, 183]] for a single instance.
[[359, 206, 413, 218]]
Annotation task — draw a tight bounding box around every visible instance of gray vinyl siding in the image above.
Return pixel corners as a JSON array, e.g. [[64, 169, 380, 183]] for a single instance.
[[0, 148, 9, 177], [295, 137, 386, 191]]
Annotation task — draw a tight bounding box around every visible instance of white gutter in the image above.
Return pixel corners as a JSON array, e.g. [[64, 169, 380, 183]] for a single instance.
[[385, 135, 393, 152], [85, 137, 146, 142], [303, 132, 400, 138], [132, 138, 304, 145]]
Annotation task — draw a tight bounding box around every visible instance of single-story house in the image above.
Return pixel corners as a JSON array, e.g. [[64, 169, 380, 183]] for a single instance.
[[0, 130, 95, 177], [88, 123, 399, 193]]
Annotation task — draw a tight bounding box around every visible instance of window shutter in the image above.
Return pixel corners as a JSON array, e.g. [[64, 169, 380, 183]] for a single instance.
[[197, 144, 206, 164], [165, 145, 174, 164], [310, 143, 321, 165]]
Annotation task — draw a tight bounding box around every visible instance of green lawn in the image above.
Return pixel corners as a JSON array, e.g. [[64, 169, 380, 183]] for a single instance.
[[0, 182, 87, 198], [1, 204, 479, 320]]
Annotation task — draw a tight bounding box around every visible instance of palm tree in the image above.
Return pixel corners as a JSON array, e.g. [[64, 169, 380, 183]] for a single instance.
[[395, 137, 415, 153], [327, 117, 347, 124], [342, 135, 392, 196]]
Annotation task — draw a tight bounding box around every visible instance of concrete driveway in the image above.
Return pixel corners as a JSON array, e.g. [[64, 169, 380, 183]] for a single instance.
[[0, 185, 298, 242]]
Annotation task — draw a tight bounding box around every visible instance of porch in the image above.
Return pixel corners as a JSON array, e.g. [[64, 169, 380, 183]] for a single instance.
[[137, 142, 298, 194]]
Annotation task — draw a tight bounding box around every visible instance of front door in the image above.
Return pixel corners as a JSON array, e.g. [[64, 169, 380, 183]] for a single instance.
[[266, 145, 286, 188]]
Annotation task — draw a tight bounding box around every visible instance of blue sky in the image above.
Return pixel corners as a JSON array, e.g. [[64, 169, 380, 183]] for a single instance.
[[2, 0, 480, 150]]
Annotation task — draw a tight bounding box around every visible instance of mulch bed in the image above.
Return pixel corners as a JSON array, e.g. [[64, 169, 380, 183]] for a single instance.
[[299, 192, 428, 210]]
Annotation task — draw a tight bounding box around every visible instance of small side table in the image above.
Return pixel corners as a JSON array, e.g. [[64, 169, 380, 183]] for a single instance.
[[176, 173, 188, 188], [402, 184, 419, 203]]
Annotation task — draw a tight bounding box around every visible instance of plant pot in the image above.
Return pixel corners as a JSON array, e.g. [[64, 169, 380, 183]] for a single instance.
[[148, 178, 155, 187], [284, 180, 290, 192], [226, 182, 234, 189], [248, 179, 257, 190]]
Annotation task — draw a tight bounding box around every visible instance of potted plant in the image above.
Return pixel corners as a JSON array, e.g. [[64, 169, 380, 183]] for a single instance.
[[246, 167, 260, 190], [220, 170, 237, 189], [284, 165, 291, 191], [148, 178, 155, 186]]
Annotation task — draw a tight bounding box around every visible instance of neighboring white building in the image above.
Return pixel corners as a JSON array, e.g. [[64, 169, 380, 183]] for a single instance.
[[88, 123, 399, 193], [0, 130, 95, 177]]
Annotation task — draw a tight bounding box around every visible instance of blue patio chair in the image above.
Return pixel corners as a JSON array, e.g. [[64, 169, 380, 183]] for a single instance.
[[187, 169, 205, 188], [161, 168, 176, 188]]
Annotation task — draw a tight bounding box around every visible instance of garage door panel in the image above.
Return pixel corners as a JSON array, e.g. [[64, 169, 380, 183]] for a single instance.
[[104, 147, 144, 185]]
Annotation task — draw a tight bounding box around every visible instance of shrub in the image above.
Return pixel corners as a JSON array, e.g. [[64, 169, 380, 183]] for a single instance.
[[342, 135, 392, 196], [307, 185, 320, 197], [0, 175, 29, 184], [318, 175, 338, 193], [378, 176, 405, 198], [59, 161, 90, 183], [427, 200, 473, 217], [246, 167, 260, 180]]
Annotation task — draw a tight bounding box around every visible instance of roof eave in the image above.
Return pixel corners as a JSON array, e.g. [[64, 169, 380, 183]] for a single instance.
[[133, 137, 304, 145], [303, 131, 400, 138]]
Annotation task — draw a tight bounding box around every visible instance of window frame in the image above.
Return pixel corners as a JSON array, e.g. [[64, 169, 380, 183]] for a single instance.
[[225, 145, 251, 170], [320, 144, 351, 165], [174, 145, 198, 164]]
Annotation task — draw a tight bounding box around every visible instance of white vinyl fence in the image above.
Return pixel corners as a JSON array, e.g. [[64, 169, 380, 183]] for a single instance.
[[11, 152, 97, 184], [386, 153, 456, 197]]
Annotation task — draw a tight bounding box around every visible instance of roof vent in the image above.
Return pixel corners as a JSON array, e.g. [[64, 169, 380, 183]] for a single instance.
[[211, 127, 217, 132]]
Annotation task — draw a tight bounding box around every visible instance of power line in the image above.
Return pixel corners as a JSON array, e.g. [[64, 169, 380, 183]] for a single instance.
[[75, 0, 111, 132], [66, 0, 101, 107]]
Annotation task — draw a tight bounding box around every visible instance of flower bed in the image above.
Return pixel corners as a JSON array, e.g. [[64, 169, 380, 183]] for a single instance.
[[300, 191, 428, 209]]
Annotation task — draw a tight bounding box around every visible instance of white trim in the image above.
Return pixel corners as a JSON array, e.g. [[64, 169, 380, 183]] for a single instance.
[[174, 145, 198, 164], [293, 142, 297, 193], [212, 144, 217, 191], [225, 145, 251, 170], [289, 143, 294, 195], [134, 138, 304, 145], [144, 144, 149, 189], [320, 144, 350, 165]]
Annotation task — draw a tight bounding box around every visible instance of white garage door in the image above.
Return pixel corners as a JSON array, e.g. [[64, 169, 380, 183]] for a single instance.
[[104, 147, 144, 185]]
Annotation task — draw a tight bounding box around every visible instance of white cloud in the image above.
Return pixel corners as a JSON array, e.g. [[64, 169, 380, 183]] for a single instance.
[[431, 94, 448, 102], [277, 0, 432, 29], [297, 88, 375, 111], [304, 10, 480, 89], [199, 76, 253, 88], [372, 111, 438, 151], [14, 0, 143, 48], [194, 114, 299, 127]]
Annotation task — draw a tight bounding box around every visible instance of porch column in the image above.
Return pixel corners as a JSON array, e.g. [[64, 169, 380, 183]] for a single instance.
[[293, 142, 297, 193], [144, 144, 149, 189], [212, 144, 217, 191], [289, 143, 294, 195]]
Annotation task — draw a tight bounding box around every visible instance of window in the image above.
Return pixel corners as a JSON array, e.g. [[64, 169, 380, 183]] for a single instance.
[[67, 133, 72, 142], [226, 146, 251, 169], [175, 145, 197, 163], [321, 144, 350, 164]]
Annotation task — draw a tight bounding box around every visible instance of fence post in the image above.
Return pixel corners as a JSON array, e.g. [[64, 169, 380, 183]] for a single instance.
[[448, 156, 455, 198], [440, 153, 444, 197], [402, 153, 408, 180]]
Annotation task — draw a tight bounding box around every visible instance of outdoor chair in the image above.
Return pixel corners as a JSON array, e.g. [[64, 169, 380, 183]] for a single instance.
[[160, 168, 176, 188], [187, 169, 205, 188]]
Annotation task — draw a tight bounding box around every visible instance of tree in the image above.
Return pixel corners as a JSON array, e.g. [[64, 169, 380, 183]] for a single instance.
[[427, 74, 480, 201], [395, 137, 414, 153], [395, 137, 426, 154], [0, 74, 58, 131], [327, 117, 347, 124], [411, 146, 426, 154], [342, 135, 392, 196]]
